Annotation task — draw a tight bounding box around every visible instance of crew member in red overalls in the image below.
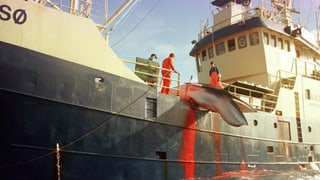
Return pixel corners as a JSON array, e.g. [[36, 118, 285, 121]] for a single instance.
[[209, 61, 223, 89], [161, 53, 178, 94]]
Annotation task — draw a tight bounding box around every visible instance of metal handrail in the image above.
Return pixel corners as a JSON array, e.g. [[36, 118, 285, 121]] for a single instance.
[[198, 0, 295, 41], [40, 0, 111, 30], [124, 58, 278, 110], [223, 64, 320, 113], [122, 59, 180, 95], [222, 82, 277, 112]]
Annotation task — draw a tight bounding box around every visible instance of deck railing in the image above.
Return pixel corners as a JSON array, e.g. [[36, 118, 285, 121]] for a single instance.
[[37, 0, 114, 31], [122, 59, 180, 95], [123, 58, 278, 111], [223, 82, 278, 112], [198, 0, 295, 41], [122, 59, 303, 112], [122, 56, 320, 113]]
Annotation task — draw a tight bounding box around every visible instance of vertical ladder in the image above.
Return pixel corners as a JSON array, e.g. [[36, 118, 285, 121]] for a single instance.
[[294, 92, 303, 142]]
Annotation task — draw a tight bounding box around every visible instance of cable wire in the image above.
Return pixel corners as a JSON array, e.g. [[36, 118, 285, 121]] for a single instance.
[[111, 0, 161, 48], [1, 80, 154, 169]]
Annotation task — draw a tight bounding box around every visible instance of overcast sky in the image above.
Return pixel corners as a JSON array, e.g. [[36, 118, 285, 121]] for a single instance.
[[106, 0, 320, 84]]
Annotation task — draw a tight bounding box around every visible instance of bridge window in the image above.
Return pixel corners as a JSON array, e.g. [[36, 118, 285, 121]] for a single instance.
[[284, 40, 290, 52], [216, 42, 226, 55], [202, 50, 207, 61], [228, 39, 236, 52], [249, 32, 259, 46], [270, 35, 276, 47], [208, 47, 214, 58], [238, 35, 247, 49], [263, 32, 269, 45], [278, 38, 283, 49], [196, 53, 202, 72]]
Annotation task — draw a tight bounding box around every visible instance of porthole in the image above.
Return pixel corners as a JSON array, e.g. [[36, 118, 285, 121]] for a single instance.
[[95, 77, 104, 89], [308, 126, 312, 132], [95, 77, 104, 83], [253, 119, 258, 126]]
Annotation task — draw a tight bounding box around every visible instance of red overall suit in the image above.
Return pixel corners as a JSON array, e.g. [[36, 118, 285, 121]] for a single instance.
[[161, 57, 175, 94], [209, 66, 223, 89]]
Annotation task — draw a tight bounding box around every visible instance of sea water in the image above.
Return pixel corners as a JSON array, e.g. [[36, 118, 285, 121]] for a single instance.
[[211, 170, 320, 180]]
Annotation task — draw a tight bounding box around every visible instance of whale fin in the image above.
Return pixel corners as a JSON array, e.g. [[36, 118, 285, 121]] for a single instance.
[[180, 83, 256, 126], [231, 96, 257, 112]]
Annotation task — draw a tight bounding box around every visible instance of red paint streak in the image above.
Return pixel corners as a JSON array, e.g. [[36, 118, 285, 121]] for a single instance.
[[180, 109, 196, 179], [213, 114, 222, 175]]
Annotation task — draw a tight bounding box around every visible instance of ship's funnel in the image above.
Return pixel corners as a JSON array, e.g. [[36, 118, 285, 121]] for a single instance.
[[180, 83, 256, 126]]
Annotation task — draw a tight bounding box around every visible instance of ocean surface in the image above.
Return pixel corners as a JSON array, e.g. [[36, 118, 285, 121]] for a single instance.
[[209, 170, 320, 180]]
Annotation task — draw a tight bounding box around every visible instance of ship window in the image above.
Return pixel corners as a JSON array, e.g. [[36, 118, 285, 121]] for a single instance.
[[267, 146, 274, 153], [155, 151, 167, 159], [249, 32, 259, 46], [284, 40, 290, 51], [145, 98, 157, 119], [196, 53, 202, 72], [270, 35, 276, 47], [278, 38, 283, 49], [263, 32, 269, 45], [216, 42, 226, 55], [202, 50, 207, 61], [305, 89, 311, 100], [238, 35, 247, 49], [208, 47, 214, 58], [228, 39, 236, 52]]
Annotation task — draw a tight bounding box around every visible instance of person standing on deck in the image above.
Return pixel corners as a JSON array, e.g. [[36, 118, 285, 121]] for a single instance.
[[148, 53, 158, 61], [146, 53, 158, 87], [161, 53, 179, 94], [209, 61, 223, 89]]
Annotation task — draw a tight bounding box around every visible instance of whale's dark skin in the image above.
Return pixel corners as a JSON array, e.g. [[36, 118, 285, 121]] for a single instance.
[[179, 83, 256, 127]]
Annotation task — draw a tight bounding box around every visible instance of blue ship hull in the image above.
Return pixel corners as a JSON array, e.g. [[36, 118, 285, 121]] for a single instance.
[[1, 42, 317, 179]]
